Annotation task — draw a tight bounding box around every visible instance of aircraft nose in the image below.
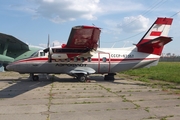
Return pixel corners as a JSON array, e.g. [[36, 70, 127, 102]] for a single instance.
[[6, 64, 14, 71]]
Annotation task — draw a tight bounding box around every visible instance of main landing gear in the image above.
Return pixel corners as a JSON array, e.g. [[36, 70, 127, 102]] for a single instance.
[[29, 73, 39, 81], [74, 73, 87, 82], [104, 73, 116, 81]]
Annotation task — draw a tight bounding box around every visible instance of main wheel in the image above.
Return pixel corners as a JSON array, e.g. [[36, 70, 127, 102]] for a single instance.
[[78, 74, 87, 82], [104, 75, 109, 80], [104, 75, 114, 81]]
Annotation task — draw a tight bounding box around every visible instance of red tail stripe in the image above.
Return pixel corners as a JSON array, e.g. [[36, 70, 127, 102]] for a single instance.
[[150, 31, 162, 36], [155, 18, 173, 25]]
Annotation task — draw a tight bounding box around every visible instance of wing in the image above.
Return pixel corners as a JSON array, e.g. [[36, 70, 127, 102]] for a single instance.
[[48, 26, 101, 59], [65, 25, 101, 50]]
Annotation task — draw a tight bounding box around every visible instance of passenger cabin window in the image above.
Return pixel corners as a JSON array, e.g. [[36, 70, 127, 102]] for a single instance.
[[60, 59, 65, 62], [80, 57, 84, 62], [87, 57, 91, 62], [74, 57, 78, 62], [67, 58, 70, 62], [102, 57, 106, 62]]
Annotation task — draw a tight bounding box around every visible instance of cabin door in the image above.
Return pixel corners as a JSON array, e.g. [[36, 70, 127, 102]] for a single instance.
[[98, 53, 110, 73]]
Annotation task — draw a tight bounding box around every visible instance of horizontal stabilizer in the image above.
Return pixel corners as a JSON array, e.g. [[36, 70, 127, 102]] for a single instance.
[[136, 36, 172, 55]]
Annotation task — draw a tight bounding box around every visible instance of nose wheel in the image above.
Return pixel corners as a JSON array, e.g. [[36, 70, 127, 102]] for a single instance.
[[33, 75, 39, 81], [30, 73, 39, 81]]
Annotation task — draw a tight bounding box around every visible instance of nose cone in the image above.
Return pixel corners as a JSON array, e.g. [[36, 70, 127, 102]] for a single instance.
[[6, 64, 14, 71]]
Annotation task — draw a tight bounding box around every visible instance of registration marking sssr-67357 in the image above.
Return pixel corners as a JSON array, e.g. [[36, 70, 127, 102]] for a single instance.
[[110, 54, 134, 58]]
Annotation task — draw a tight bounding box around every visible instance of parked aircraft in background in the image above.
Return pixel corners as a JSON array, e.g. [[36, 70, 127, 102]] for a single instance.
[[7, 17, 173, 82], [0, 33, 42, 71]]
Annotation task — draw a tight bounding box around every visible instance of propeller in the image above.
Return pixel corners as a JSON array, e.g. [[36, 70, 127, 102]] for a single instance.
[[43, 34, 52, 62]]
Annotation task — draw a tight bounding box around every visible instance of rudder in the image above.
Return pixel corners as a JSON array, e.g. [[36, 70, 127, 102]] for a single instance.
[[136, 17, 173, 55]]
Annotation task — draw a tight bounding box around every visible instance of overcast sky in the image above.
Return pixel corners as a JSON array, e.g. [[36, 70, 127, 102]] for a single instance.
[[0, 0, 180, 54]]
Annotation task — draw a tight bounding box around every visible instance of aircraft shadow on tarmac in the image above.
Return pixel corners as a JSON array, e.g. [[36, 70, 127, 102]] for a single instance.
[[0, 74, 148, 98], [0, 77, 51, 98]]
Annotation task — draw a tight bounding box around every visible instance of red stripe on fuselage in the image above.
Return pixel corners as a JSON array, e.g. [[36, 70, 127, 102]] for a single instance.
[[12, 57, 48, 64], [12, 57, 158, 65]]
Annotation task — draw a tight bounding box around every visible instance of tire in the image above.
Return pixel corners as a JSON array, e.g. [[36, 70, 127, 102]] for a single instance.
[[78, 75, 86, 82], [104, 75, 109, 80], [104, 75, 114, 81], [33, 75, 39, 81]]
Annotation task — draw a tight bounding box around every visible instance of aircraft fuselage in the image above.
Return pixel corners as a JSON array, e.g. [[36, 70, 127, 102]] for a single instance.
[[6, 46, 160, 74]]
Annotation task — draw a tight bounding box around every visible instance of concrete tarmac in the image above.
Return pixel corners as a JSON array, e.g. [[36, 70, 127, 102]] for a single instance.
[[0, 72, 180, 120]]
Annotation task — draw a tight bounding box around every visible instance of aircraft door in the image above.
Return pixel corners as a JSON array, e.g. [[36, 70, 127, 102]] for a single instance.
[[98, 53, 110, 73]]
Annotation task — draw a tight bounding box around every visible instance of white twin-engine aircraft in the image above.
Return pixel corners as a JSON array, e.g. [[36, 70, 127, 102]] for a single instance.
[[7, 17, 173, 82]]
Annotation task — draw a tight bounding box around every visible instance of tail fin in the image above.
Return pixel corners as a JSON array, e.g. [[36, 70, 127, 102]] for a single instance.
[[136, 17, 173, 55]]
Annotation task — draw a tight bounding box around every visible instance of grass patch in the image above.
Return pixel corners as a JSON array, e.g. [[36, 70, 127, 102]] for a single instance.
[[121, 62, 180, 83], [144, 107, 150, 112]]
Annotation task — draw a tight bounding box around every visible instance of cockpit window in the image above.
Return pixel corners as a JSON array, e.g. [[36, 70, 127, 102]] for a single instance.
[[40, 52, 45, 56], [30, 50, 45, 58], [30, 51, 39, 57]]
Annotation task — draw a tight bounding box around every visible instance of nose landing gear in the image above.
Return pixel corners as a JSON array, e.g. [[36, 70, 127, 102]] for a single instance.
[[29, 73, 39, 81]]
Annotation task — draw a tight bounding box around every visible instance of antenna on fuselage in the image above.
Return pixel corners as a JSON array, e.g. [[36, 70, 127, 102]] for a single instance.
[[47, 34, 50, 47], [111, 43, 116, 48]]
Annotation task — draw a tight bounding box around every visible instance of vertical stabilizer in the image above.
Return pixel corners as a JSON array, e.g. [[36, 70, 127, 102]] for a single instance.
[[136, 17, 173, 55]]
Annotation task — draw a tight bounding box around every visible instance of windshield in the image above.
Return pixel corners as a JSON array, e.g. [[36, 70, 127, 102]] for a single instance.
[[30, 51, 39, 58], [30, 50, 46, 58]]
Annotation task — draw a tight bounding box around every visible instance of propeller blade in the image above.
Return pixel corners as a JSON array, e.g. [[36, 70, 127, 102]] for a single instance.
[[43, 34, 52, 62], [47, 34, 50, 47], [43, 48, 49, 53]]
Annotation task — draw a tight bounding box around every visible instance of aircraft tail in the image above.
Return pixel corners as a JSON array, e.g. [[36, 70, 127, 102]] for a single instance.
[[136, 17, 173, 55]]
